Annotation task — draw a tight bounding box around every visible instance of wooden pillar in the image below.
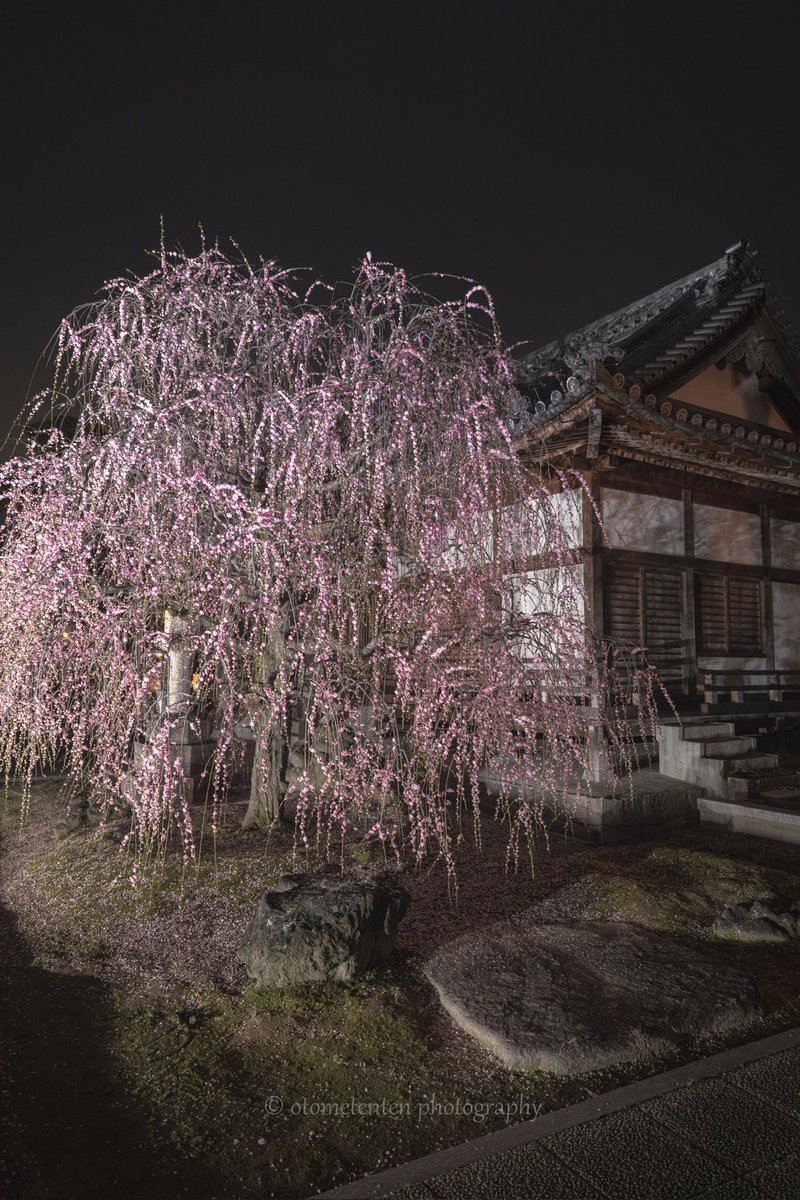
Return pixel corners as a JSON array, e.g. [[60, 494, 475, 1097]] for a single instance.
[[582, 479, 604, 641], [682, 488, 697, 701], [583, 478, 609, 784], [760, 504, 777, 689]]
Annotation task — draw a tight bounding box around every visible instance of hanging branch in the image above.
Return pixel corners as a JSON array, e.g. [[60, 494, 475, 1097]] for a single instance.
[[0, 245, 660, 876]]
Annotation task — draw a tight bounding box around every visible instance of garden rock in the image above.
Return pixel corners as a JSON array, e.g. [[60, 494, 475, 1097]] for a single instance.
[[238, 869, 409, 988], [54, 795, 89, 839], [713, 895, 799, 942], [424, 917, 761, 1075]]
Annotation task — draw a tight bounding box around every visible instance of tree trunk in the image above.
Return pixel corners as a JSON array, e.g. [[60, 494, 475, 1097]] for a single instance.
[[242, 627, 289, 830], [243, 716, 286, 828], [165, 609, 193, 718]]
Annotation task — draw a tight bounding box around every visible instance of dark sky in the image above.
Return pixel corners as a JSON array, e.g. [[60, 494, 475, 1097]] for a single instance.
[[3, 1, 800, 445]]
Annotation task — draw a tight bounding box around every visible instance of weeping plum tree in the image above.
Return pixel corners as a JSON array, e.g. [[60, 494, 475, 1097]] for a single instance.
[[0, 245, 657, 872]]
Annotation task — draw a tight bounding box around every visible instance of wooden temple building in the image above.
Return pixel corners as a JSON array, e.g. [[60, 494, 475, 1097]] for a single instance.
[[516, 239, 800, 714], [511, 240, 800, 841]]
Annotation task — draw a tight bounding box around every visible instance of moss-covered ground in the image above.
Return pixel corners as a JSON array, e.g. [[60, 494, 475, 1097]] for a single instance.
[[2, 782, 800, 1197]]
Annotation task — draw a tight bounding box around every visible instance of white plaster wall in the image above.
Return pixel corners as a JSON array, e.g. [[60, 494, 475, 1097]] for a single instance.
[[694, 504, 762, 564], [770, 518, 800, 570], [441, 514, 494, 569], [773, 582, 800, 670], [505, 565, 585, 660], [499, 488, 584, 559], [548, 488, 584, 550], [602, 488, 684, 554]]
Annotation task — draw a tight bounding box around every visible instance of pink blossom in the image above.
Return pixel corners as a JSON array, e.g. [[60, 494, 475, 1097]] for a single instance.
[[0, 246, 661, 877]]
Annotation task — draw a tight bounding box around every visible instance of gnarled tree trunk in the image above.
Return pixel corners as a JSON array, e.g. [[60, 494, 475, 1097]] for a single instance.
[[243, 624, 289, 829]]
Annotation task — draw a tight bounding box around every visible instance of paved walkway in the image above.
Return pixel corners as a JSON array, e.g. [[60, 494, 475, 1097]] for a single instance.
[[317, 1027, 800, 1199]]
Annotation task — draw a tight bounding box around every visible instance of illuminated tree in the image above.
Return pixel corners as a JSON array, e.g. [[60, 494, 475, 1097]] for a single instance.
[[0, 246, 655, 872]]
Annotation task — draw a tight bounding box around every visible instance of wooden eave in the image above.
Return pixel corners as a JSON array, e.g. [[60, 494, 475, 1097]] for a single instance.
[[513, 381, 800, 496]]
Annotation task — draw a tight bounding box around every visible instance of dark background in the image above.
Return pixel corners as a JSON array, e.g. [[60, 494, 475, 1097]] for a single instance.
[[3, 1, 799, 447]]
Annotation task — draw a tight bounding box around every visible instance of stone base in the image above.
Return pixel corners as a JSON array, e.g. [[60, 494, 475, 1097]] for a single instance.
[[130, 738, 215, 806], [698, 795, 800, 845], [238, 870, 409, 988], [168, 718, 213, 745], [133, 737, 214, 777], [568, 771, 702, 845]]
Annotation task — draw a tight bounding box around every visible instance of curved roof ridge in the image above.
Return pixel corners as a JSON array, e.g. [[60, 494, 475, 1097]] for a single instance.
[[520, 241, 763, 377]]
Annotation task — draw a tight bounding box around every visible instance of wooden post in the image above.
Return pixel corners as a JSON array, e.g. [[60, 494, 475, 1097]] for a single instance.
[[163, 608, 209, 802], [682, 488, 697, 701], [582, 481, 609, 785], [582, 479, 604, 643], [760, 504, 777, 684], [586, 698, 611, 785], [243, 616, 290, 829]]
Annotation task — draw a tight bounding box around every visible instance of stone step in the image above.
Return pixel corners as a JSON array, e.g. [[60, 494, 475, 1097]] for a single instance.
[[682, 722, 736, 741], [697, 736, 758, 758], [615, 740, 658, 768], [656, 717, 786, 807], [724, 775, 758, 804], [722, 753, 780, 775]]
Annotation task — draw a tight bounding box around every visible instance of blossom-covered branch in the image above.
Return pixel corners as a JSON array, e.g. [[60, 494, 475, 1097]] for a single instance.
[[0, 245, 659, 874]]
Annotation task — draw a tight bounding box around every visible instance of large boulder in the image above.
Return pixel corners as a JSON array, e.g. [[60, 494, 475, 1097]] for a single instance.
[[238, 868, 409, 989], [424, 917, 762, 1075]]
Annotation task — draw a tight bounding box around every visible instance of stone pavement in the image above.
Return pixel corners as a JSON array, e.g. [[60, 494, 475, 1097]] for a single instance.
[[316, 1027, 800, 1199]]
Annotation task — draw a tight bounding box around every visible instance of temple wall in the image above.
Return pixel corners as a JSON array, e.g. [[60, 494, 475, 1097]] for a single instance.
[[548, 487, 584, 549], [770, 517, 800, 569], [602, 488, 684, 554], [773, 582, 800, 670], [506, 564, 585, 660], [694, 504, 762, 564], [671, 363, 790, 431]]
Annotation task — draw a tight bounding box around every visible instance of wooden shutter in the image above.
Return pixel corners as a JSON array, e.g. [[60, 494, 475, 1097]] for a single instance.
[[603, 564, 643, 647], [604, 565, 684, 680], [642, 569, 683, 681], [727, 578, 762, 653], [696, 574, 762, 655], [695, 574, 727, 654]]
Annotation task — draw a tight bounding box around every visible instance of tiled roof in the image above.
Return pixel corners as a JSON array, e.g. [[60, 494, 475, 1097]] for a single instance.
[[515, 241, 795, 427]]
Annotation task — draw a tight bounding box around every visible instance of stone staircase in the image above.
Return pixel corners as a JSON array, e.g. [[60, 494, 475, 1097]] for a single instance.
[[656, 721, 780, 804], [657, 718, 800, 845]]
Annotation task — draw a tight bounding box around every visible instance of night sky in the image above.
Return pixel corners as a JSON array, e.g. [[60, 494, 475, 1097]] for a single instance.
[[3, 2, 800, 447]]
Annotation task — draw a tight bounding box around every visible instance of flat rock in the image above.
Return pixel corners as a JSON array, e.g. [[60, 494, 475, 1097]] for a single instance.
[[424, 918, 761, 1075]]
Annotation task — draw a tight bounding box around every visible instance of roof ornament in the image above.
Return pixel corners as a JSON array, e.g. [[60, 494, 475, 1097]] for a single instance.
[[725, 239, 759, 259], [694, 262, 731, 304], [561, 337, 616, 385], [503, 387, 535, 434], [725, 330, 785, 382]]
